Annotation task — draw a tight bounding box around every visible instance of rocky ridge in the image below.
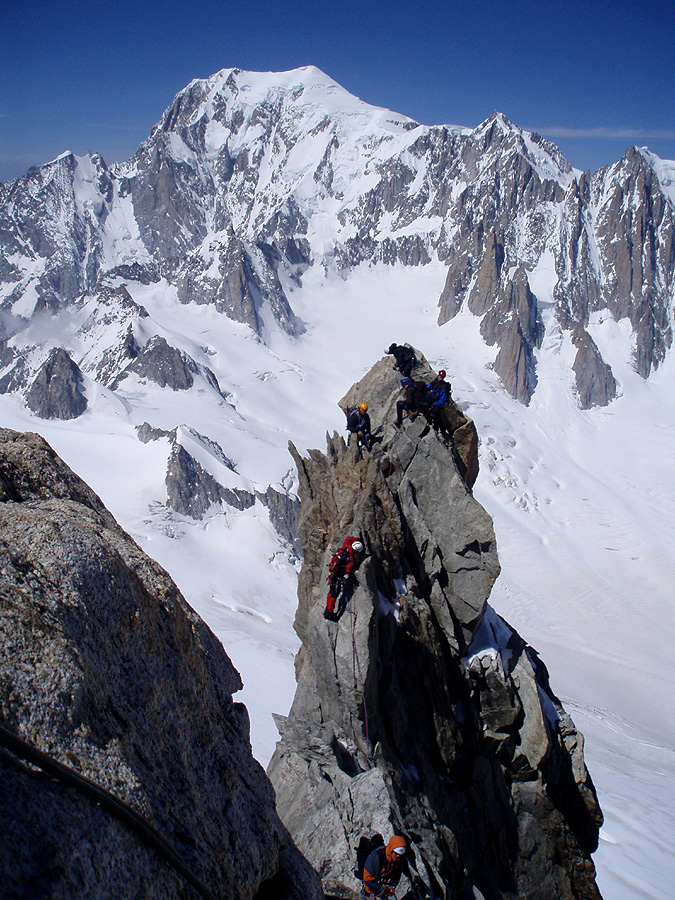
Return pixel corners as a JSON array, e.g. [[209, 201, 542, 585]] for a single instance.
[[268, 354, 603, 900], [0, 428, 322, 900]]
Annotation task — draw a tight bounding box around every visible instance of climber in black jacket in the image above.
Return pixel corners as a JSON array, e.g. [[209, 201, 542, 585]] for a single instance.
[[386, 343, 417, 378], [396, 377, 428, 427], [346, 403, 373, 451]]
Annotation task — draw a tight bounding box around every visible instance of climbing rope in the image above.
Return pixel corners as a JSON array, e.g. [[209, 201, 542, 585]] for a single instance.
[[343, 422, 407, 762], [349, 602, 372, 756], [338, 411, 444, 762], [0, 723, 218, 900]]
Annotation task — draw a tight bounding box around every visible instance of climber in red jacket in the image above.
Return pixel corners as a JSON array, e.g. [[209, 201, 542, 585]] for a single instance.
[[324, 536, 363, 621]]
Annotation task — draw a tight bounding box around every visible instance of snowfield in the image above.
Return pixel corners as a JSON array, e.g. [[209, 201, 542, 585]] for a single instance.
[[1, 260, 674, 900]]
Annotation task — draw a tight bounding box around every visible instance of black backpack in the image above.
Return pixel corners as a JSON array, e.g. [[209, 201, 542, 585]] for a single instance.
[[412, 380, 430, 407], [353, 832, 385, 880], [346, 407, 361, 431]]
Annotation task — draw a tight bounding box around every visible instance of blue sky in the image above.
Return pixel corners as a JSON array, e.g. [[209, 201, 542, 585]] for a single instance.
[[2, 0, 674, 182]]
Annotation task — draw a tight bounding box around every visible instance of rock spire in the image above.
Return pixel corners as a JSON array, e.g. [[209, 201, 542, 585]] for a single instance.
[[268, 352, 603, 899]]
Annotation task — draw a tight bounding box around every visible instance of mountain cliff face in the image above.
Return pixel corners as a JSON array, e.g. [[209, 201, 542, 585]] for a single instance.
[[0, 428, 322, 900], [267, 355, 603, 900], [1, 67, 674, 412]]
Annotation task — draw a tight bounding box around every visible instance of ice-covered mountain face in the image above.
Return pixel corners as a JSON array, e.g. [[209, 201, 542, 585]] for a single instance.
[[2, 65, 674, 407]]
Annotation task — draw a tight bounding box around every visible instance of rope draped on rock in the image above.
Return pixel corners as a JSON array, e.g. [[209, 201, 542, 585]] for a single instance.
[[0, 723, 218, 900], [344, 427, 407, 761]]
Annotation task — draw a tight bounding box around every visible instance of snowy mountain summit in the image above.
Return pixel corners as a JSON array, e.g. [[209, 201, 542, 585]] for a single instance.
[[1, 65, 674, 409]]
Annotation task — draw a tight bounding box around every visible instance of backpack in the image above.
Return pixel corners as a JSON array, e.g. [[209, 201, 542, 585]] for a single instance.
[[412, 380, 430, 407], [353, 832, 385, 880], [428, 379, 450, 406], [329, 546, 350, 577], [345, 407, 361, 432]]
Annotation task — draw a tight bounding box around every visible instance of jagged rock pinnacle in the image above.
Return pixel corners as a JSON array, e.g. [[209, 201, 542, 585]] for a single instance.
[[268, 352, 603, 899]]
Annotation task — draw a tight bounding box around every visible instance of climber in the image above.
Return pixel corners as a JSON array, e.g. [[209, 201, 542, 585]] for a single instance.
[[346, 403, 373, 452], [324, 536, 363, 621], [362, 834, 411, 897], [386, 343, 417, 378], [425, 370, 452, 434], [396, 377, 429, 427]]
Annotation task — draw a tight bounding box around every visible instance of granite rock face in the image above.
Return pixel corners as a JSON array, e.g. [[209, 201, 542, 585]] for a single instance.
[[0, 429, 323, 900], [571, 327, 618, 409], [268, 357, 603, 900], [165, 437, 255, 518]]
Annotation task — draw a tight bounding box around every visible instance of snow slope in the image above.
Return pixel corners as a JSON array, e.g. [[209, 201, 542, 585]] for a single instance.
[[1, 261, 673, 900]]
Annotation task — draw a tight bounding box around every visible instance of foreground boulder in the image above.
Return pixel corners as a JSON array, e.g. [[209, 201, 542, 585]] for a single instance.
[[268, 354, 603, 900], [0, 428, 322, 900]]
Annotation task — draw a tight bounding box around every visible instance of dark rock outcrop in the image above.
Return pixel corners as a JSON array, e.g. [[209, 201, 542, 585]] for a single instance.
[[571, 327, 618, 409], [170, 229, 303, 337], [113, 335, 196, 390], [479, 268, 543, 405], [25, 347, 88, 419], [268, 357, 603, 900], [136, 421, 175, 444], [166, 438, 255, 518], [256, 486, 302, 558], [0, 428, 323, 900], [163, 428, 301, 555], [592, 148, 674, 377]]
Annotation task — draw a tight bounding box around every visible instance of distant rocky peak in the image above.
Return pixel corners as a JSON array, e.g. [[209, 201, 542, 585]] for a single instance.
[[25, 347, 88, 420], [472, 111, 575, 188], [149, 64, 417, 161]]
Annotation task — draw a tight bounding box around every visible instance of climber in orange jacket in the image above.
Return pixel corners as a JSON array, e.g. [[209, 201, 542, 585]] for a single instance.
[[362, 834, 410, 896]]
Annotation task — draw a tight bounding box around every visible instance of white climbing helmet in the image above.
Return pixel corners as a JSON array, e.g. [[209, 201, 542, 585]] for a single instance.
[[352, 540, 363, 553]]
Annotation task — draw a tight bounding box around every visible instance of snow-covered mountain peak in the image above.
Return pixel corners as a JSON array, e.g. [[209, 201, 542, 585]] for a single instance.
[[151, 65, 419, 156], [643, 148, 675, 207], [2, 66, 675, 401], [471, 110, 576, 187]]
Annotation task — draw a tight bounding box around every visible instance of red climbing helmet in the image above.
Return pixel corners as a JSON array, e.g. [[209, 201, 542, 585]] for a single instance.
[[438, 370, 446, 378]]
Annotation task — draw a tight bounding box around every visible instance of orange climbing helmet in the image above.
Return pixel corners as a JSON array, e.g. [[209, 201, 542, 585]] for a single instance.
[[386, 835, 407, 860]]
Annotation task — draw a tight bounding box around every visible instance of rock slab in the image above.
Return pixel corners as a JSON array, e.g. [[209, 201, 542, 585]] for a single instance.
[[0, 428, 322, 900]]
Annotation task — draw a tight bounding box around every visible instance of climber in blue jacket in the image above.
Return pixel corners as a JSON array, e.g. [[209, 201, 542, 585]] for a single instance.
[[426, 370, 451, 434]]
